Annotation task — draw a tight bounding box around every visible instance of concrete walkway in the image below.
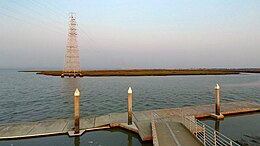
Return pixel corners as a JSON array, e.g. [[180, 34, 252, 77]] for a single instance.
[[154, 121, 203, 146], [0, 101, 259, 142]]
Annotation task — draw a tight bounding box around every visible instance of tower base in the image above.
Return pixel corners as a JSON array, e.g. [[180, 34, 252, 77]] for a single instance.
[[61, 73, 83, 78]]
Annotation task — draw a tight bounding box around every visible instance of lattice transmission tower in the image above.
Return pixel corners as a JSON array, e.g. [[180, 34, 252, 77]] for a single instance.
[[61, 12, 82, 78]]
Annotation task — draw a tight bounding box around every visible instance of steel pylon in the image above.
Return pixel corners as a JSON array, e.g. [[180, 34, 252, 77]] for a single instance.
[[62, 12, 82, 78]]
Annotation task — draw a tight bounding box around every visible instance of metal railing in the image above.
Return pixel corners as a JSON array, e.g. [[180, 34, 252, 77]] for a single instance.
[[183, 116, 240, 146]]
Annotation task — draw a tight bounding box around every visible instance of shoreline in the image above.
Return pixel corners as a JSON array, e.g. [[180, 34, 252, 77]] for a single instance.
[[18, 69, 260, 77]]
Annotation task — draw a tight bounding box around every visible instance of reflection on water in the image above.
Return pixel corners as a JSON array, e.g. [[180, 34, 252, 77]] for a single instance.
[[61, 78, 80, 94], [214, 120, 220, 132], [74, 136, 80, 146], [128, 134, 133, 146], [0, 128, 152, 146]]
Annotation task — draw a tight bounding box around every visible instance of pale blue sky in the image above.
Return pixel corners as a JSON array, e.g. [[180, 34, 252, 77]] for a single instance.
[[0, 0, 260, 69]]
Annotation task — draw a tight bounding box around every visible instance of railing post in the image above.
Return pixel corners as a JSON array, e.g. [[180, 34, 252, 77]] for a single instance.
[[203, 125, 206, 145], [195, 119, 197, 137], [74, 88, 80, 134], [189, 118, 191, 131], [183, 117, 239, 146], [214, 131, 217, 146], [128, 87, 133, 125]]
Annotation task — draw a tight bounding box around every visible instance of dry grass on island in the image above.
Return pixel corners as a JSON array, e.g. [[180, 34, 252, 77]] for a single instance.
[[18, 69, 260, 77]]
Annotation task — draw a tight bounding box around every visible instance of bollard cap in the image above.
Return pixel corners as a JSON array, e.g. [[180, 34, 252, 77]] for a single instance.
[[74, 88, 80, 96], [128, 87, 132, 94], [215, 84, 220, 90]]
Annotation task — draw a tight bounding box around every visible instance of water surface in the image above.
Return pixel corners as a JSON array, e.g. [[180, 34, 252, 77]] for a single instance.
[[202, 113, 260, 146], [0, 128, 152, 146], [0, 69, 259, 145]]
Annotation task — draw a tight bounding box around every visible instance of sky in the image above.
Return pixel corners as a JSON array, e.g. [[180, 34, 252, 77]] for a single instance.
[[0, 0, 260, 69]]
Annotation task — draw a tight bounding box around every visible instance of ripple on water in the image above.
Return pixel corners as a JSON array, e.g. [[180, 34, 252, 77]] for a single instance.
[[0, 71, 260, 122]]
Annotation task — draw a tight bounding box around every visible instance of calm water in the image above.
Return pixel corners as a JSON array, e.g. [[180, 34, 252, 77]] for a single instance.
[[0, 69, 260, 145], [0, 128, 152, 146], [202, 113, 260, 146]]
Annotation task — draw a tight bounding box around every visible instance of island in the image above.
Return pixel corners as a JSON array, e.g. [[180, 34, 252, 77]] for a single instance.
[[18, 69, 260, 77]]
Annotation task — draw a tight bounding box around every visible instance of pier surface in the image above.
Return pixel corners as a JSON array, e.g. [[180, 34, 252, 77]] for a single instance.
[[0, 101, 259, 144], [151, 113, 203, 146]]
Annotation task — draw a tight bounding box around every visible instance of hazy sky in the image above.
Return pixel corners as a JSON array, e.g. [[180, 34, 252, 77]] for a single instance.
[[0, 0, 260, 69]]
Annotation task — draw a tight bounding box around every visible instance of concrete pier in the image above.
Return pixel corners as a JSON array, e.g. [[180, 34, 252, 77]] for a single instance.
[[0, 101, 259, 141]]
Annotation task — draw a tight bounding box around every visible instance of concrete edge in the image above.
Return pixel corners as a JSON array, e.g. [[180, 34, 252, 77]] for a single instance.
[[118, 123, 138, 133], [0, 131, 67, 140], [194, 108, 260, 119], [68, 130, 85, 137], [210, 113, 224, 120], [221, 108, 260, 115]]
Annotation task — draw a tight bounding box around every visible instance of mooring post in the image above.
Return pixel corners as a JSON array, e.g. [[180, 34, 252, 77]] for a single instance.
[[128, 87, 133, 125], [74, 88, 80, 134], [215, 84, 220, 115], [68, 88, 84, 136], [210, 84, 224, 119]]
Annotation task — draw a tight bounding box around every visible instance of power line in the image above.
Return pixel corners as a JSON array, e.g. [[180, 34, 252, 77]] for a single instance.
[[46, 0, 67, 18], [76, 23, 128, 67], [0, 1, 66, 35], [29, 0, 66, 20], [9, 0, 66, 29], [77, 24, 95, 42], [0, 5, 43, 28]]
